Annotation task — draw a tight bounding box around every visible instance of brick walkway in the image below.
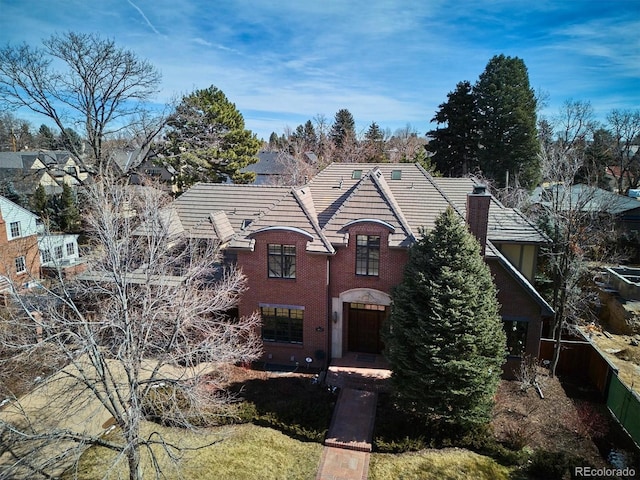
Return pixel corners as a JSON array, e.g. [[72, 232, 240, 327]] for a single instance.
[[316, 356, 390, 479]]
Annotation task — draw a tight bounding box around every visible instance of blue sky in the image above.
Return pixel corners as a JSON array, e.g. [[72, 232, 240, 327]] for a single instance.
[[0, 0, 638, 140]]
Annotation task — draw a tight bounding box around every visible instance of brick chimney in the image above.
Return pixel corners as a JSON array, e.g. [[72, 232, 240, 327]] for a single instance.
[[466, 184, 490, 255]]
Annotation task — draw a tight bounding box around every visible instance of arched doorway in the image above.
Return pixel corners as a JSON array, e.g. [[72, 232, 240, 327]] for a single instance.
[[335, 288, 391, 356]]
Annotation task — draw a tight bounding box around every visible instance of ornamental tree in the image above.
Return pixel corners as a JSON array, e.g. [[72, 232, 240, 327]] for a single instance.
[[383, 207, 506, 427]]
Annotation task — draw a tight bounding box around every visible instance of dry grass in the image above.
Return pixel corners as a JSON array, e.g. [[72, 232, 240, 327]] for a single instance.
[[369, 448, 511, 480], [67, 422, 322, 480]]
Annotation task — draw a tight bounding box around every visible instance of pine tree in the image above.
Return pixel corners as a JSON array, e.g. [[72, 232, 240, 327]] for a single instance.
[[330, 109, 356, 150], [364, 122, 385, 162], [474, 55, 540, 189], [162, 85, 261, 189], [384, 207, 506, 427], [427, 81, 478, 176], [57, 183, 81, 232], [31, 184, 49, 217]]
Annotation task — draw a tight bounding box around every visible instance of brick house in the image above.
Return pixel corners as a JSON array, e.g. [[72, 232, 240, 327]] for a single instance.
[[164, 163, 553, 376], [0, 195, 41, 292]]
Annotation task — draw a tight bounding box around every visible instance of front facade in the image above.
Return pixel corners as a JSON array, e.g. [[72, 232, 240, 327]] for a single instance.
[[165, 163, 553, 375]]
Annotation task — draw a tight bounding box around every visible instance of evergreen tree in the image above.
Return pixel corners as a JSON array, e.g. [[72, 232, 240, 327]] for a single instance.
[[427, 81, 478, 176], [31, 184, 49, 218], [363, 121, 386, 162], [0, 180, 24, 206], [330, 108, 356, 150], [36, 124, 59, 150], [162, 85, 260, 189], [474, 55, 540, 189], [57, 183, 81, 232], [384, 208, 505, 427]]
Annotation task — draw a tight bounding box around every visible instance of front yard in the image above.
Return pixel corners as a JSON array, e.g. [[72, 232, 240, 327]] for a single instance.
[[4, 362, 638, 479]]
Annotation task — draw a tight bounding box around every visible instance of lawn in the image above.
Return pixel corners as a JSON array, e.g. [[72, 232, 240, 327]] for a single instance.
[[68, 422, 323, 480], [369, 449, 511, 480]]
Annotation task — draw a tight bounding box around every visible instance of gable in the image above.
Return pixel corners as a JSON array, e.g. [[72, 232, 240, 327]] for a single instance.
[[320, 167, 414, 247]]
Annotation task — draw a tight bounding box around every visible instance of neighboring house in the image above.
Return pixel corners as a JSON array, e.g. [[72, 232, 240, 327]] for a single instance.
[[129, 157, 177, 193], [109, 147, 177, 193], [0, 150, 88, 197], [531, 183, 640, 232], [241, 151, 318, 185], [38, 233, 84, 278], [161, 163, 553, 377], [240, 151, 292, 185], [0, 195, 41, 291]]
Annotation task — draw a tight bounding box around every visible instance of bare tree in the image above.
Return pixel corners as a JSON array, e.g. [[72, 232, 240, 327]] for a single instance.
[[0, 32, 164, 174], [606, 109, 640, 193], [0, 174, 262, 479], [527, 102, 624, 376]]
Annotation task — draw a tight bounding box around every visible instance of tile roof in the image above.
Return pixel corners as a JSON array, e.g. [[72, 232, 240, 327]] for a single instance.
[[163, 163, 547, 252]]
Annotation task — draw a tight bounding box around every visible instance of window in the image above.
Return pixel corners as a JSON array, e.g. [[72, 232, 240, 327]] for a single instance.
[[15, 256, 26, 273], [66, 242, 75, 256], [350, 303, 386, 311], [356, 235, 380, 276], [391, 169, 402, 180], [54, 246, 63, 259], [42, 249, 52, 263], [351, 170, 362, 179], [9, 221, 21, 238], [268, 244, 296, 278], [261, 307, 304, 344], [145, 168, 161, 177], [504, 319, 528, 356]]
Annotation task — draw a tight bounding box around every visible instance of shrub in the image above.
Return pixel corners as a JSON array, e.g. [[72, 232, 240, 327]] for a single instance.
[[527, 449, 592, 479]]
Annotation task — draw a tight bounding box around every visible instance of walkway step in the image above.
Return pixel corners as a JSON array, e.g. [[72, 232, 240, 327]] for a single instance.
[[324, 388, 377, 453], [316, 446, 370, 480]]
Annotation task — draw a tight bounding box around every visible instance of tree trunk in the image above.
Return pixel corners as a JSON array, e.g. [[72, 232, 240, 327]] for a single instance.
[[550, 318, 562, 378], [125, 433, 142, 480]]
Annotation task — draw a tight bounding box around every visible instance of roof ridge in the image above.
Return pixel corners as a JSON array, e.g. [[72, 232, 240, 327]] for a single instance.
[[292, 187, 335, 254], [368, 167, 415, 241]]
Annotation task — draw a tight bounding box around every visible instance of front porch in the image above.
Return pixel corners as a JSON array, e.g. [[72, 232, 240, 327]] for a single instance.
[[326, 352, 391, 392]]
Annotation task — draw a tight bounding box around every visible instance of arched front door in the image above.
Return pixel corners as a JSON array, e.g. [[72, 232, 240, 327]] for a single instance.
[[347, 302, 387, 354]]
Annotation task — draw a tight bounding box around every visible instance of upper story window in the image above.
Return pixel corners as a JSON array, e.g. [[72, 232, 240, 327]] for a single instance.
[[9, 221, 21, 238], [54, 246, 63, 259], [66, 242, 75, 256], [15, 256, 26, 274], [268, 244, 296, 278], [356, 235, 380, 276]]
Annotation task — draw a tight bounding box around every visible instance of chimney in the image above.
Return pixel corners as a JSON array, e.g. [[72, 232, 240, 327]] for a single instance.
[[466, 184, 490, 255]]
